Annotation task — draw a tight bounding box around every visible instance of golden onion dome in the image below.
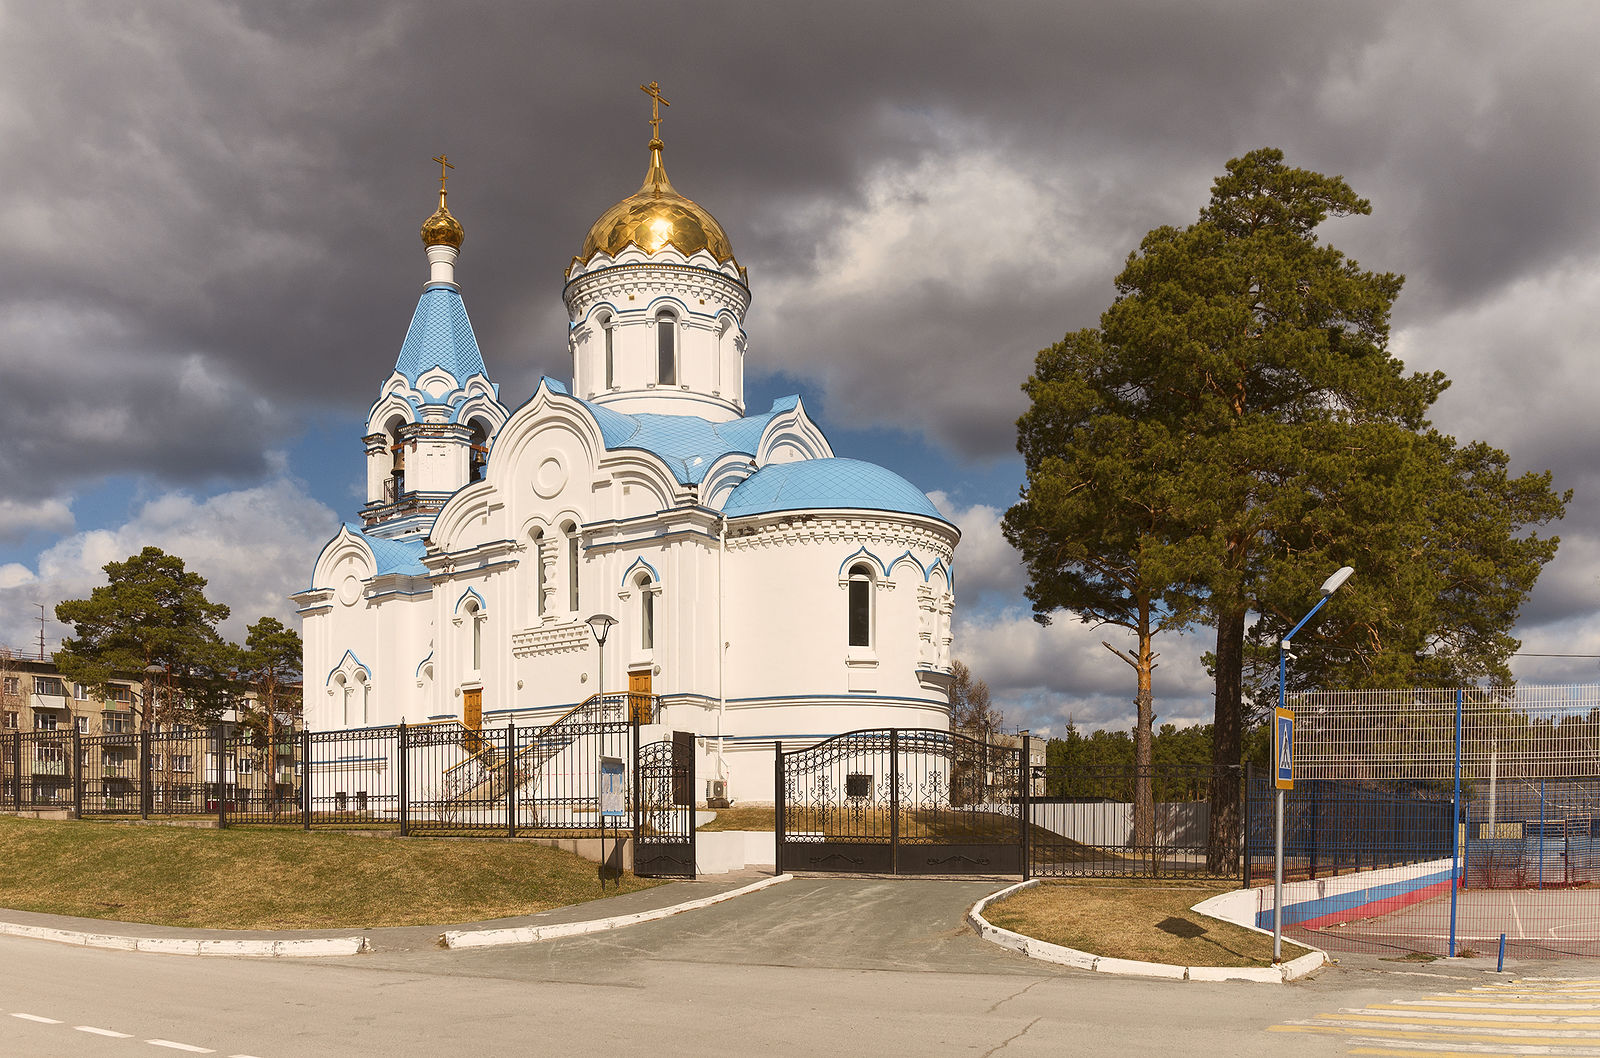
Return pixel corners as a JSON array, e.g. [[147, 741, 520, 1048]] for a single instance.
[[575, 138, 737, 270], [421, 188, 464, 249]]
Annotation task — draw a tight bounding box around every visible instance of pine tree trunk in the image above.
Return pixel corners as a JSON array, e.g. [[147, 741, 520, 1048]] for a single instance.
[[1132, 657, 1155, 854], [1208, 604, 1246, 872]]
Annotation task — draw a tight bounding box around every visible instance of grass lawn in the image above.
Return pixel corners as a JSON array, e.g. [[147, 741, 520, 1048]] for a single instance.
[[982, 879, 1313, 967], [0, 815, 659, 930]]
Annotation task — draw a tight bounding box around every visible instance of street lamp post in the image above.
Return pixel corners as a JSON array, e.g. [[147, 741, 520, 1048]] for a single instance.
[[1274, 565, 1353, 963], [585, 614, 617, 706]]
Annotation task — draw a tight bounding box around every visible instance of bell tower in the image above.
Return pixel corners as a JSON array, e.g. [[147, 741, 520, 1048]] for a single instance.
[[360, 159, 507, 539]]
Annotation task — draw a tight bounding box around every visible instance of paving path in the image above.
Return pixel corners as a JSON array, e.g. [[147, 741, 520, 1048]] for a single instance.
[[0, 876, 1587, 1058]]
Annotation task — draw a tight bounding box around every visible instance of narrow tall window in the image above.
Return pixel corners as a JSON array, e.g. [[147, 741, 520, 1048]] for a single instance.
[[469, 421, 488, 483], [467, 601, 483, 670], [603, 317, 615, 389], [848, 564, 872, 648], [533, 530, 546, 617], [638, 573, 655, 650], [388, 419, 406, 499], [656, 310, 676, 385], [565, 523, 580, 611]]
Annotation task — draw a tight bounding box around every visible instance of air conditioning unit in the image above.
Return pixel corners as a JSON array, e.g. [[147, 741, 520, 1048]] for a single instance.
[[706, 779, 728, 808]]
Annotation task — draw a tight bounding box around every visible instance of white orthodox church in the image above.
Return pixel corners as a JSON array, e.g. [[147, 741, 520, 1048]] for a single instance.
[[295, 92, 959, 801]]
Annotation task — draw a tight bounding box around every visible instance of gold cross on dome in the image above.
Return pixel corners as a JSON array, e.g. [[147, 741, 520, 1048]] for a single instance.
[[432, 154, 454, 192], [639, 81, 670, 141]]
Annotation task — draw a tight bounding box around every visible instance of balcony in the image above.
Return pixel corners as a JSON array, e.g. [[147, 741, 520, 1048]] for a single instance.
[[31, 759, 65, 777]]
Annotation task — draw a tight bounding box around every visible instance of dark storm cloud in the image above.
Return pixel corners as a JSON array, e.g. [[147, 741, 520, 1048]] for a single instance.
[[2, 9, 1597, 560]]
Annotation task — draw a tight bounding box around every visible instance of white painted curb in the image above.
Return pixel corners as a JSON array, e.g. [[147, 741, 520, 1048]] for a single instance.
[[967, 880, 1327, 983], [441, 873, 794, 949], [0, 919, 368, 957]]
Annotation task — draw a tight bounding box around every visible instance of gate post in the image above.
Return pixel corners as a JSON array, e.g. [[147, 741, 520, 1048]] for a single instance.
[[889, 728, 900, 876], [631, 716, 641, 856], [397, 722, 409, 837], [301, 728, 312, 831], [773, 741, 784, 877], [1020, 733, 1031, 879], [72, 725, 83, 818], [506, 721, 517, 839]]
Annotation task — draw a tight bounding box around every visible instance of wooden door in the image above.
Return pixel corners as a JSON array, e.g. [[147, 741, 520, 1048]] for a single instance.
[[628, 670, 652, 725], [463, 688, 482, 730]]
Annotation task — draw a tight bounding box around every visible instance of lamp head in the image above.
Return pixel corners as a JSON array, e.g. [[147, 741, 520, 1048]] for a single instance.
[[585, 613, 618, 646], [1320, 566, 1354, 596]]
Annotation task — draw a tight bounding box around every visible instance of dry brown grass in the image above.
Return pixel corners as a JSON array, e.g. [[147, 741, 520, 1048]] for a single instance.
[[0, 815, 659, 930], [983, 879, 1313, 967], [698, 805, 776, 831]]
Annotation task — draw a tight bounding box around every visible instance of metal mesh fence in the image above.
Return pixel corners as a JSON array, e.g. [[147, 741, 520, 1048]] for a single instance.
[[1294, 685, 1600, 781]]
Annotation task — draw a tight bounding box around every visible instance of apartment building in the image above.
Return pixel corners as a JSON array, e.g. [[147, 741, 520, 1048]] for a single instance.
[[0, 656, 300, 813]]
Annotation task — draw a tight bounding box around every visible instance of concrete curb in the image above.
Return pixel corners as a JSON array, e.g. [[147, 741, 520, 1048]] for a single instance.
[[440, 873, 794, 949], [0, 919, 368, 958], [966, 880, 1326, 983]]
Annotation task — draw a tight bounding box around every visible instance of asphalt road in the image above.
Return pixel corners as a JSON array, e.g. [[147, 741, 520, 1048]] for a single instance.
[[0, 877, 1589, 1058]]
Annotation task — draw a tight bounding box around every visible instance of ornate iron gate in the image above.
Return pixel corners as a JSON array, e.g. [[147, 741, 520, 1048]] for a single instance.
[[634, 731, 695, 878], [776, 728, 1025, 875]]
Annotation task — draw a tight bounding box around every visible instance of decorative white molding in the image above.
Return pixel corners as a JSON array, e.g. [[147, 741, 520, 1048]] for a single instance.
[[511, 622, 592, 658]]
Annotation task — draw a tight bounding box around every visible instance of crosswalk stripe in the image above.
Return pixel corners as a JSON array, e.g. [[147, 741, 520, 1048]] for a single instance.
[[1271, 1023, 1600, 1045], [1272, 977, 1600, 1057]]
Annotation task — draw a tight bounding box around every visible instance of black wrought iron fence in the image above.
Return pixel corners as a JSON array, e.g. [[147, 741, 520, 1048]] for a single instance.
[[0, 694, 662, 844]]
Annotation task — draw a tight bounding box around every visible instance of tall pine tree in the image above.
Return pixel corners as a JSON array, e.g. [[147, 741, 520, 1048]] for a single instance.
[[1010, 149, 1567, 870]]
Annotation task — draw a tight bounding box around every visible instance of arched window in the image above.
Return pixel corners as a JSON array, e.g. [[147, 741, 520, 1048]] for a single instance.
[[386, 417, 406, 500], [468, 420, 489, 483], [637, 572, 655, 650], [355, 671, 370, 726], [848, 563, 873, 648], [465, 599, 484, 671], [656, 310, 676, 386], [715, 317, 731, 392], [334, 673, 350, 727], [564, 522, 580, 611], [532, 529, 547, 617], [602, 313, 615, 390]]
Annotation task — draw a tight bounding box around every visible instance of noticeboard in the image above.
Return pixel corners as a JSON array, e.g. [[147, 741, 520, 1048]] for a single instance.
[[599, 756, 627, 818], [1273, 707, 1295, 791]]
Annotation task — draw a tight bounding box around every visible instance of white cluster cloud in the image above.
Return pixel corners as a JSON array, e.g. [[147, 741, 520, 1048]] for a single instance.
[[0, 478, 337, 655], [0, 497, 73, 542]]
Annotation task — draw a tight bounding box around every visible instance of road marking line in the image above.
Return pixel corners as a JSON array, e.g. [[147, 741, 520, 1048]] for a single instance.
[[77, 1026, 135, 1038], [1350, 1043, 1600, 1049], [147, 1040, 215, 1053], [11, 1013, 63, 1024], [1327, 1013, 1600, 1027]]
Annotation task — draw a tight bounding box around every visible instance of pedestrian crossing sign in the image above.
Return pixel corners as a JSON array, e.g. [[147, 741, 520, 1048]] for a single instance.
[[1274, 707, 1294, 790]]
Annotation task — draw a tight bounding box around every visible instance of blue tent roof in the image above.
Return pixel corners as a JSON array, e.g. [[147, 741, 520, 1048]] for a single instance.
[[347, 525, 428, 576], [720, 458, 947, 522], [571, 392, 800, 485], [393, 286, 488, 386]]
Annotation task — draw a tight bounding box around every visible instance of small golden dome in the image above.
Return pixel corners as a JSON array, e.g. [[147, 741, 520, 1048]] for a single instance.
[[575, 140, 736, 269], [421, 189, 465, 249]]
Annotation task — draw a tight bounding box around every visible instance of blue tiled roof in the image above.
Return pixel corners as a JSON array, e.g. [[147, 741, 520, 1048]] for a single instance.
[[347, 525, 428, 576], [393, 286, 488, 386], [720, 458, 947, 522], [573, 393, 801, 485]]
